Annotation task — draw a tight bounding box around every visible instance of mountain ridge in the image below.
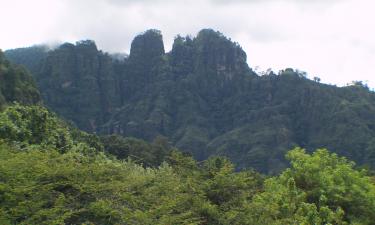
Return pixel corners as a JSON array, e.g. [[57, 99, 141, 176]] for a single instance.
[[5, 29, 375, 173]]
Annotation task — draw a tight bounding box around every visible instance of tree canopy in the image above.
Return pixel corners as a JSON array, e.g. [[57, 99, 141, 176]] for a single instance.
[[0, 50, 40, 108], [0, 104, 374, 224]]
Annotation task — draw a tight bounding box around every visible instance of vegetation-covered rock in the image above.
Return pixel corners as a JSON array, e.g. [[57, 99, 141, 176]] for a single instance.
[[2, 28, 375, 224], [5, 29, 375, 173], [4, 45, 49, 76], [35, 40, 120, 131], [0, 50, 40, 108]]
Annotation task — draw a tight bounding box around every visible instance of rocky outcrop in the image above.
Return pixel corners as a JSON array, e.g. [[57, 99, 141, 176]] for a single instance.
[[6, 29, 375, 173]]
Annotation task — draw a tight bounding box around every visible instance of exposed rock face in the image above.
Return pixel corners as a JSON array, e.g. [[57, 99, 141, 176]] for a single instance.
[[120, 30, 166, 100], [36, 40, 121, 131], [6, 29, 375, 173], [193, 29, 249, 80], [129, 29, 165, 63]]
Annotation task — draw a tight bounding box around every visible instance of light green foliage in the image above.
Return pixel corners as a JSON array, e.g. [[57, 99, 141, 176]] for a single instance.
[[0, 130, 262, 224], [0, 104, 374, 224], [250, 148, 375, 224], [0, 144, 201, 224], [0, 104, 73, 150], [201, 157, 264, 224], [166, 152, 264, 225], [284, 148, 375, 223], [0, 104, 265, 224], [0, 104, 101, 153]]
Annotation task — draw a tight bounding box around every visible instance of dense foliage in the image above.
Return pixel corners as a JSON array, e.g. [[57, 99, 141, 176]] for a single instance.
[[250, 148, 375, 224], [0, 105, 375, 224], [0, 51, 40, 108], [0, 104, 101, 153], [3, 45, 48, 76], [6, 29, 375, 173], [100, 134, 172, 167]]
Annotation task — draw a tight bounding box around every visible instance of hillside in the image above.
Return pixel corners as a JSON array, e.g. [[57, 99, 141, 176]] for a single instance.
[[0, 104, 374, 224], [1, 41, 375, 224], [5, 29, 375, 173], [0, 50, 40, 108]]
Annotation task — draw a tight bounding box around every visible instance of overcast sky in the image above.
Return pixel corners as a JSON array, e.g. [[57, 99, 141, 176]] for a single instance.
[[1, 0, 374, 87]]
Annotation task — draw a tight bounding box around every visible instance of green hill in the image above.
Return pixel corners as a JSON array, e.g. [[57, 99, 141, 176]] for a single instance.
[[5, 29, 375, 173], [0, 48, 375, 224], [0, 50, 40, 108]]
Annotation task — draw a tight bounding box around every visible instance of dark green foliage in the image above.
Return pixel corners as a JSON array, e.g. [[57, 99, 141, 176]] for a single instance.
[[6, 30, 375, 173], [34, 40, 121, 131], [100, 134, 172, 167], [4, 45, 49, 76], [0, 50, 40, 108], [129, 29, 165, 63]]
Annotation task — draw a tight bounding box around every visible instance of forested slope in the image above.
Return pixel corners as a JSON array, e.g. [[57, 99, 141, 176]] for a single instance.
[[0, 50, 40, 108], [0, 53, 375, 224], [6, 29, 375, 173], [1, 104, 375, 224]]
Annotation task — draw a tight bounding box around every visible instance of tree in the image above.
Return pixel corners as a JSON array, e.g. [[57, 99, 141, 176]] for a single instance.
[[250, 148, 375, 224], [313, 76, 321, 83], [0, 104, 102, 153]]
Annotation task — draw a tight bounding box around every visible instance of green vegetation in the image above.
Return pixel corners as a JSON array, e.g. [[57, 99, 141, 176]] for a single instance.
[[250, 148, 375, 224], [0, 50, 40, 108], [0, 104, 100, 153], [0, 105, 374, 224], [3, 27, 375, 224], [3, 45, 48, 76], [5, 29, 375, 174], [100, 134, 172, 167]]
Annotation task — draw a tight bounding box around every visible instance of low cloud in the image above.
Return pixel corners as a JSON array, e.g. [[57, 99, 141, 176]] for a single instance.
[[1, 0, 374, 87]]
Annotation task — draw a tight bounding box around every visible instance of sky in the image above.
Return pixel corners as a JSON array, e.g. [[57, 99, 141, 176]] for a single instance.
[[1, 0, 375, 87]]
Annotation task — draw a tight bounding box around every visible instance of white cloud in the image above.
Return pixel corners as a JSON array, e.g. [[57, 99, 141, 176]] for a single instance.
[[0, 0, 374, 87]]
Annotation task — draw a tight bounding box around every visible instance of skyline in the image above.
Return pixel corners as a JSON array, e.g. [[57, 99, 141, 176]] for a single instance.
[[1, 0, 374, 87]]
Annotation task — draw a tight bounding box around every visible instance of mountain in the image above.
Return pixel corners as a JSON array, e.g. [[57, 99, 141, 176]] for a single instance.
[[1, 35, 375, 224], [0, 50, 40, 108], [5, 29, 375, 173]]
